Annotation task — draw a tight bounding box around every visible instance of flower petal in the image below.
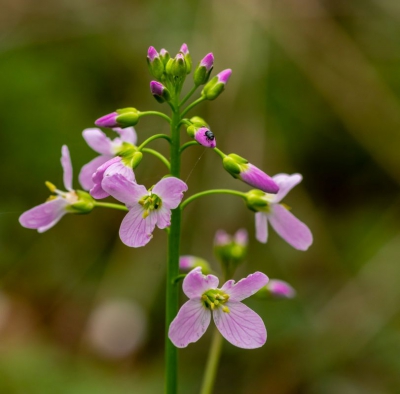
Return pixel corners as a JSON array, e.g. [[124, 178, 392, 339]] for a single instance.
[[152, 177, 188, 209], [221, 272, 269, 302], [155, 206, 171, 229], [213, 302, 266, 349], [268, 204, 313, 251], [102, 174, 146, 208], [78, 155, 111, 190], [271, 173, 303, 203], [255, 212, 268, 243], [113, 127, 137, 145], [240, 164, 279, 194], [19, 198, 69, 233], [267, 279, 296, 299], [83, 128, 114, 155], [168, 299, 211, 348], [119, 205, 157, 247], [182, 267, 219, 299], [61, 145, 73, 191]]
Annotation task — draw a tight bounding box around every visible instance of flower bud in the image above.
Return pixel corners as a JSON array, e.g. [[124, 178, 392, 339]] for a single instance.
[[257, 280, 296, 299], [166, 53, 187, 78], [245, 189, 269, 212], [190, 116, 209, 128], [202, 69, 231, 100], [69, 190, 95, 214], [147, 46, 164, 79], [159, 48, 170, 66], [187, 125, 216, 148], [193, 53, 214, 86], [180, 43, 192, 74], [131, 151, 143, 169], [95, 108, 140, 129], [150, 81, 171, 103], [222, 153, 279, 194], [179, 255, 211, 274]]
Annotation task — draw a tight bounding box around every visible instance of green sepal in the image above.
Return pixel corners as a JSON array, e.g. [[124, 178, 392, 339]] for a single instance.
[[245, 189, 269, 212], [193, 65, 213, 86], [187, 125, 196, 138], [68, 190, 95, 214], [222, 157, 241, 177], [116, 107, 140, 127], [160, 50, 170, 66], [183, 53, 192, 74], [190, 116, 209, 128], [202, 76, 225, 100], [166, 56, 187, 78], [147, 57, 164, 80], [131, 151, 143, 169]]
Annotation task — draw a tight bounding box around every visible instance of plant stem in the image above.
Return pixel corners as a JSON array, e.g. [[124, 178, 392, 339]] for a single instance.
[[180, 189, 247, 210], [94, 202, 128, 211], [142, 148, 171, 170], [139, 111, 172, 123], [199, 329, 224, 394], [165, 103, 182, 394], [181, 96, 206, 117], [180, 141, 199, 154], [137, 134, 171, 150], [179, 85, 198, 107]]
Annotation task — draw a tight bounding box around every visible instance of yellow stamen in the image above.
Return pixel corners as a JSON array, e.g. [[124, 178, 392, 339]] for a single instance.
[[222, 306, 230, 313], [142, 210, 149, 219], [45, 181, 57, 193]]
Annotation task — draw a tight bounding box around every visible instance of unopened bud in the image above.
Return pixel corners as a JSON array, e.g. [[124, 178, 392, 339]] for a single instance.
[[193, 53, 214, 86], [147, 46, 164, 79], [159, 48, 170, 66], [166, 53, 187, 78], [179, 255, 211, 274], [187, 125, 216, 148], [202, 69, 232, 100], [180, 43, 192, 74], [257, 280, 296, 300], [95, 108, 140, 129], [150, 81, 171, 103]]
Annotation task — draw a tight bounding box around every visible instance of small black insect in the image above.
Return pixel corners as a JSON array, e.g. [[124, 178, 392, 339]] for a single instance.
[[204, 130, 215, 141]]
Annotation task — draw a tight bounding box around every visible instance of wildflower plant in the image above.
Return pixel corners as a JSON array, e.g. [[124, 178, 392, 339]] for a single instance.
[[19, 43, 313, 394]]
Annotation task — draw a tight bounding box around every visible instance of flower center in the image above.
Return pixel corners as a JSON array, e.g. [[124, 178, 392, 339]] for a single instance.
[[202, 289, 230, 313], [139, 193, 162, 218]]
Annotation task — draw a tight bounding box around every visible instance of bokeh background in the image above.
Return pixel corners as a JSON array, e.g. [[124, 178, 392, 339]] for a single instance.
[[1, 0, 400, 393]]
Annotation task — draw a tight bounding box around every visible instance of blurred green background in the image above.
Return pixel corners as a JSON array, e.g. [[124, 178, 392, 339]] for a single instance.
[[1, 0, 400, 393]]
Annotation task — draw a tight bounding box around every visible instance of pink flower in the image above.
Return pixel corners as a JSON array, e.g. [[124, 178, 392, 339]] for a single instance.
[[266, 279, 296, 299], [79, 127, 137, 191], [101, 174, 188, 247], [254, 173, 313, 250], [169, 267, 268, 349], [19, 146, 93, 232], [179, 255, 211, 274]]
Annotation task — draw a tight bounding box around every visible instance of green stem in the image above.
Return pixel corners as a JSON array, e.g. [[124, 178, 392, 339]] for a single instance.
[[166, 102, 182, 394], [181, 96, 206, 117], [181, 189, 247, 210], [213, 147, 227, 159], [142, 148, 171, 170], [94, 202, 129, 212], [179, 85, 199, 107], [180, 141, 199, 154], [199, 329, 224, 394], [137, 134, 171, 150], [139, 111, 172, 123]]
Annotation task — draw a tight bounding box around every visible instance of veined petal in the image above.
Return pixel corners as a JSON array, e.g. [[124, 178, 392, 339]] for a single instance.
[[213, 302, 266, 349], [268, 204, 313, 251], [102, 174, 146, 208], [19, 198, 69, 233], [152, 177, 188, 209], [113, 127, 137, 145], [92, 157, 121, 185], [271, 173, 303, 203], [79, 155, 111, 190], [61, 145, 73, 191], [83, 128, 114, 155], [168, 299, 211, 348], [183, 267, 219, 299], [119, 205, 157, 247], [255, 212, 268, 243], [221, 272, 269, 302], [155, 206, 171, 229]]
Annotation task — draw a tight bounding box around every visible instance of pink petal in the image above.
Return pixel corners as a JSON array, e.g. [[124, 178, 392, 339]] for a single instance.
[[213, 302, 266, 349], [179, 255, 197, 270], [83, 128, 114, 155], [78, 155, 111, 190], [119, 205, 157, 247], [214, 229, 230, 246], [155, 206, 171, 229], [113, 127, 137, 145], [271, 173, 303, 203], [240, 164, 279, 194], [255, 212, 268, 243], [234, 229, 248, 247], [221, 272, 269, 302], [19, 198, 69, 233], [61, 145, 73, 191], [102, 174, 146, 208], [268, 204, 313, 251], [152, 177, 188, 209], [267, 279, 296, 299], [182, 267, 219, 299], [168, 299, 211, 348], [92, 157, 121, 185]]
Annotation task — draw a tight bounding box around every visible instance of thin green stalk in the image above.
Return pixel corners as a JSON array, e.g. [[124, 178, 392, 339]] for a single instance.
[[180, 141, 199, 154], [139, 111, 172, 123], [137, 134, 171, 150], [142, 148, 171, 170], [179, 85, 199, 107], [181, 189, 247, 210], [94, 202, 129, 212], [166, 103, 182, 394], [199, 329, 224, 394], [181, 96, 206, 117]]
